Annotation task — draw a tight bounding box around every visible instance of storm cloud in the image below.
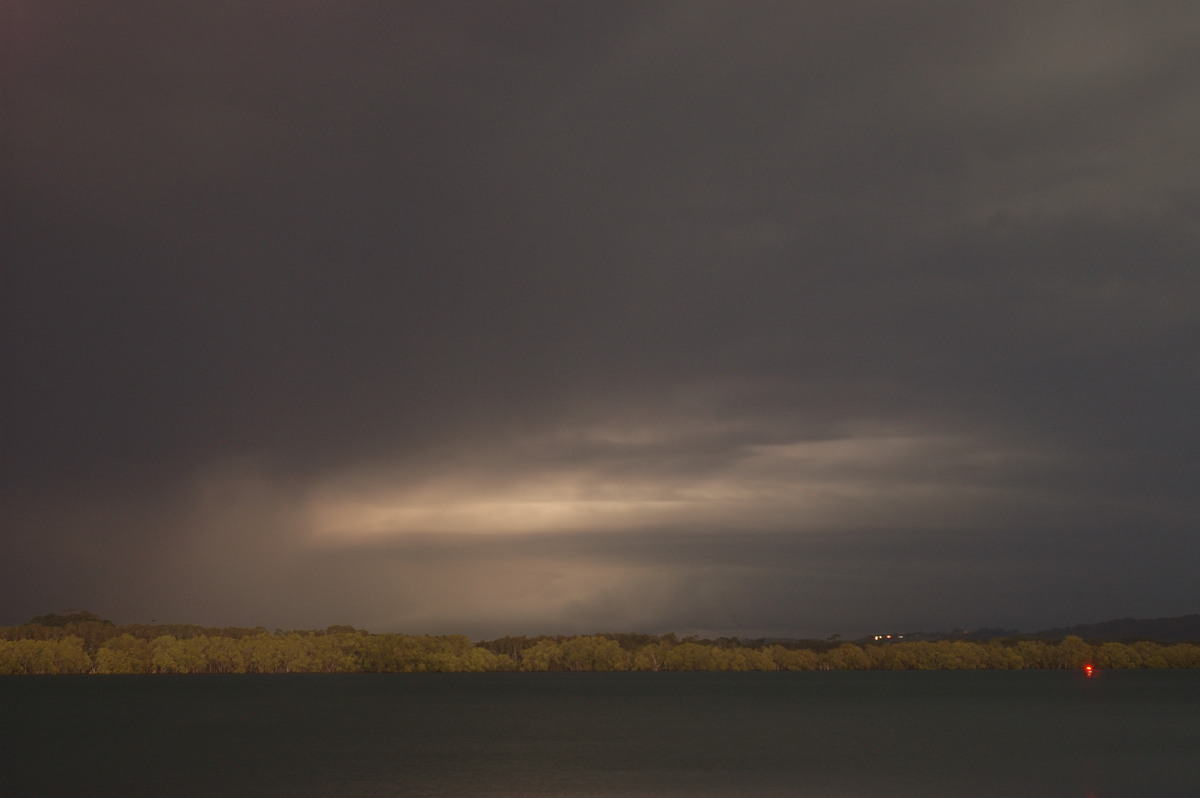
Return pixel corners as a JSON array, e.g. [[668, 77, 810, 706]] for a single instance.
[[3, 1, 1198, 638]]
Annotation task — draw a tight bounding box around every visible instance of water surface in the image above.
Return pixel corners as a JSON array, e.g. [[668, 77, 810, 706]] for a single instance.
[[2, 670, 1197, 797]]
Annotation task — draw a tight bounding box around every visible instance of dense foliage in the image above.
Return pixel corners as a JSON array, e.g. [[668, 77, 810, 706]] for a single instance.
[[3, 616, 1199, 675]]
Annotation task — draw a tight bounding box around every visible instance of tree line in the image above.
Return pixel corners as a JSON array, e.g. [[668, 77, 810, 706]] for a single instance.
[[3, 613, 1199, 675]]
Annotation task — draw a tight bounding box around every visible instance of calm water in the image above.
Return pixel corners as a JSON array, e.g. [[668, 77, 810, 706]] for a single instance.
[[2, 670, 1198, 797]]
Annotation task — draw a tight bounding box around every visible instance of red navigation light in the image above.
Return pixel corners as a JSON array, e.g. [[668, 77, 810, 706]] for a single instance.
[[1083, 664, 1095, 677]]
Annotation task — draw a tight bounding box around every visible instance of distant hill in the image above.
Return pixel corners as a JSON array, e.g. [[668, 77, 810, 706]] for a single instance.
[[889, 614, 1200, 644], [26, 611, 114, 627], [1033, 614, 1200, 642], [894, 627, 1019, 642]]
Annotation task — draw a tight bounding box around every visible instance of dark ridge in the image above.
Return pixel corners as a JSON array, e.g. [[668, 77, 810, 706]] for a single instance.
[[892, 627, 1021, 643], [1033, 614, 1200, 643], [26, 611, 114, 627]]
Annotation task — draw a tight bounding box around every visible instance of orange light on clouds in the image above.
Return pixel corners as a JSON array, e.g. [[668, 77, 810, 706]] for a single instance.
[[300, 426, 1060, 545]]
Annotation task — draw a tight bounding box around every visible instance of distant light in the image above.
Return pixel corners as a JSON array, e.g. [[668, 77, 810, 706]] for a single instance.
[[1084, 664, 1096, 677]]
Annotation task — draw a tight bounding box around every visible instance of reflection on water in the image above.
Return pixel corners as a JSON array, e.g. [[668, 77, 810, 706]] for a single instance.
[[2, 670, 1198, 797]]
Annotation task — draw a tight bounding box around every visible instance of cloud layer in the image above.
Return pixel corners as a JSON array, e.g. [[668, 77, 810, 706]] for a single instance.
[[4, 1, 1198, 637]]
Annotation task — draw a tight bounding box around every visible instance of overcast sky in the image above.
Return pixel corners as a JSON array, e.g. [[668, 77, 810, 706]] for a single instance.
[[3, 1, 1198, 638]]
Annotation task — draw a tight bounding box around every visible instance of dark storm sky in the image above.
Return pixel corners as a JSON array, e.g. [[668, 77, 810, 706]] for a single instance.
[[3, 1, 1198, 638]]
